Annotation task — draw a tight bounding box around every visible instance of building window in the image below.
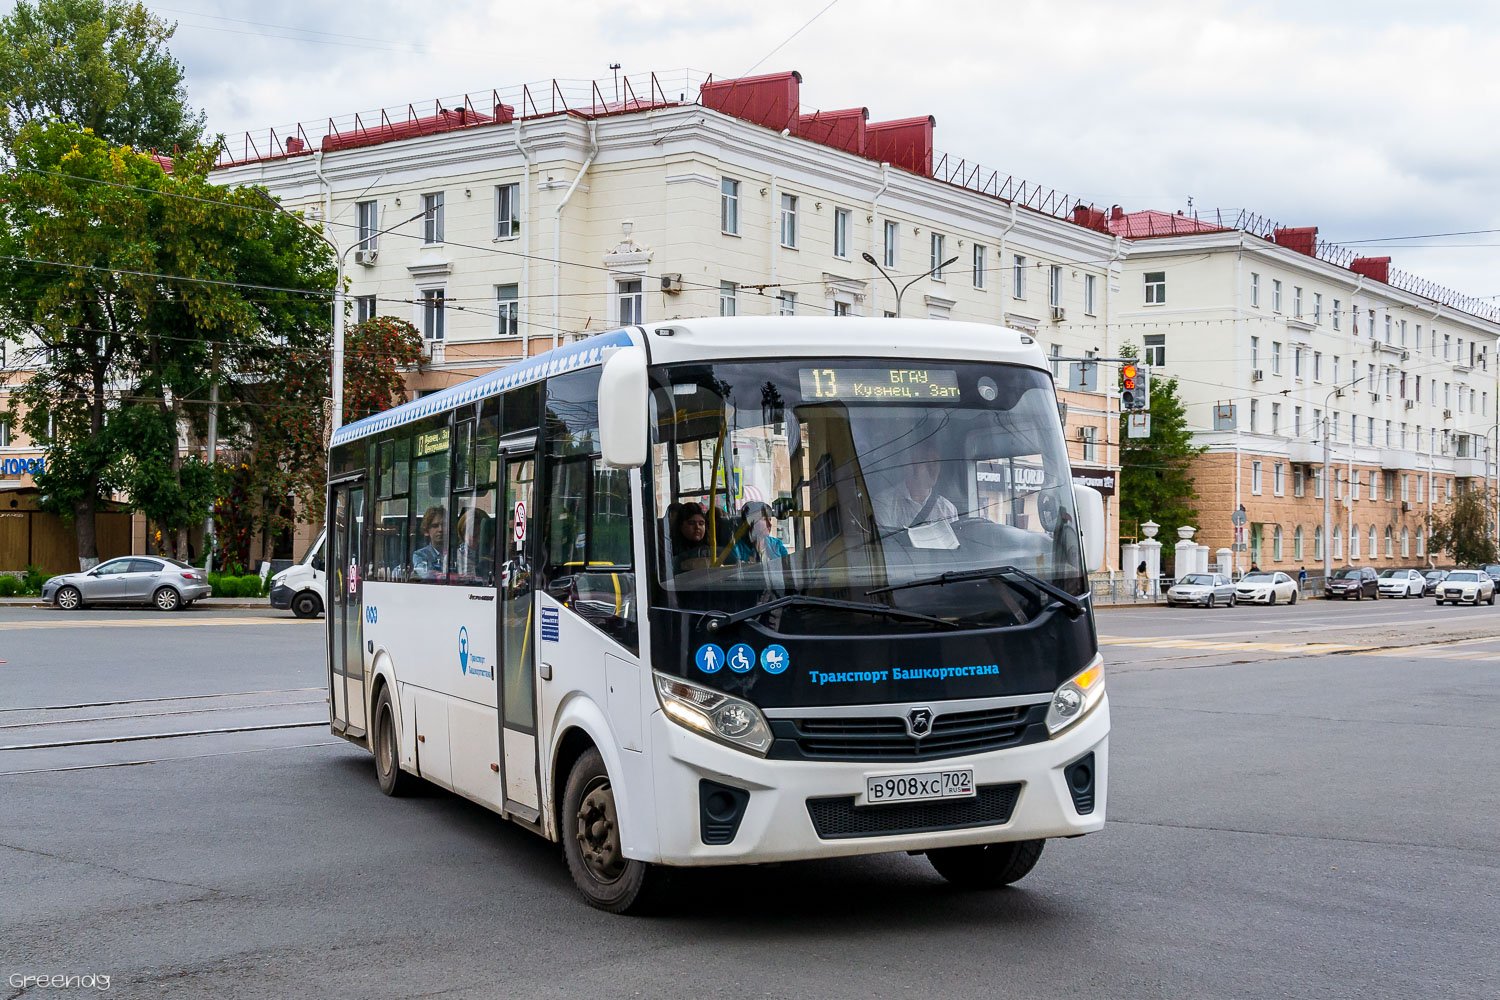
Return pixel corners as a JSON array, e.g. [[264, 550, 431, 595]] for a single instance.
[[1251, 460, 1263, 495], [1143, 334, 1165, 367], [972, 244, 986, 289], [721, 178, 739, 235], [494, 183, 520, 239], [1313, 525, 1323, 561], [1084, 274, 1096, 315], [1333, 299, 1341, 330], [1249, 399, 1258, 433], [1012, 255, 1026, 298], [833, 301, 851, 317], [1049, 265, 1062, 307], [1272, 279, 1282, 312], [495, 284, 519, 336], [422, 192, 444, 244], [1250, 272, 1260, 307], [1144, 271, 1166, 305], [1384, 315, 1392, 343], [1350, 469, 1360, 502], [615, 279, 642, 327], [1384, 472, 1394, 501], [1416, 527, 1424, 556], [1350, 524, 1359, 559], [355, 295, 377, 323], [1272, 342, 1282, 375], [1294, 347, 1303, 378], [1333, 526, 1342, 559], [1401, 527, 1410, 557], [1371, 525, 1380, 558], [1313, 293, 1322, 324], [883, 220, 898, 267], [1400, 319, 1408, 346], [833, 208, 850, 259], [1313, 351, 1322, 381], [1273, 524, 1284, 562], [1080, 425, 1097, 463], [1251, 336, 1259, 368], [930, 234, 946, 280], [0, 421, 8, 447], [778, 291, 796, 316], [421, 288, 445, 340], [719, 281, 737, 316], [1294, 406, 1303, 437], [1294, 286, 1303, 318], [780, 194, 798, 248], [1273, 462, 1285, 496], [357, 200, 379, 251]]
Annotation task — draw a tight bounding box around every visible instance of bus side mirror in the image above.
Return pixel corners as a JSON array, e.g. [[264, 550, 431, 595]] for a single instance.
[[598, 345, 649, 468], [1071, 481, 1106, 573]]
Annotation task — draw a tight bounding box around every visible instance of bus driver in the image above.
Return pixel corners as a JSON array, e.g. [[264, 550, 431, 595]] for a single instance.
[[876, 439, 957, 528]]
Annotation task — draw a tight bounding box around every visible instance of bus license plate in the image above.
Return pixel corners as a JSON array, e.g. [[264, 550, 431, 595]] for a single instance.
[[865, 769, 975, 805]]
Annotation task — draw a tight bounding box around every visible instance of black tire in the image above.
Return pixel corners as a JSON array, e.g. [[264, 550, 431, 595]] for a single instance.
[[1356, 589, 1363, 601], [55, 585, 83, 611], [1268, 592, 1276, 606], [373, 685, 411, 796], [1228, 594, 1236, 607], [928, 839, 1045, 888], [562, 747, 661, 914], [1289, 589, 1297, 605], [1206, 595, 1215, 609], [291, 590, 323, 619], [152, 586, 182, 612]]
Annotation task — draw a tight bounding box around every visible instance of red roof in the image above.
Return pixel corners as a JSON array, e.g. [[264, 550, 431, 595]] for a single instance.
[[1105, 209, 1224, 239]]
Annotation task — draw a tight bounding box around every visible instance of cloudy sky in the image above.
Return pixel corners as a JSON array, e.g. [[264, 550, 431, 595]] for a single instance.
[[48, 1, 1500, 297]]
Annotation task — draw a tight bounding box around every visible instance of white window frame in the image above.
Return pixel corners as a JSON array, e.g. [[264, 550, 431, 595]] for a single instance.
[[972, 244, 986, 289], [1333, 299, 1341, 330], [422, 192, 444, 244], [494, 182, 520, 240], [780, 193, 798, 249], [419, 286, 445, 340], [721, 178, 740, 235], [496, 284, 519, 336], [1012, 255, 1026, 298], [1251, 460, 1263, 495], [1084, 274, 1096, 315], [1144, 271, 1166, 305], [883, 220, 898, 267], [1143, 334, 1165, 367], [354, 294, 377, 324], [357, 200, 379, 251], [719, 281, 737, 316], [1272, 341, 1282, 375], [1049, 265, 1062, 307], [614, 278, 643, 327], [1273, 462, 1285, 496], [1272, 279, 1282, 312], [1250, 272, 1260, 307], [930, 233, 946, 280], [833, 208, 850, 259], [778, 291, 796, 316]]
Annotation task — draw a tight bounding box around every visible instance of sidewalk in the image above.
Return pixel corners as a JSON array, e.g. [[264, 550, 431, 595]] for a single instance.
[[0, 597, 277, 610]]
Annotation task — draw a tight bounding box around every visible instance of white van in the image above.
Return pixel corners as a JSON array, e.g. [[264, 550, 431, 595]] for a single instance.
[[269, 530, 325, 618]]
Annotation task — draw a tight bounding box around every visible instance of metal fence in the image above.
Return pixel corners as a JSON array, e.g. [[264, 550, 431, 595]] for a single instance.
[[1089, 572, 1328, 606]]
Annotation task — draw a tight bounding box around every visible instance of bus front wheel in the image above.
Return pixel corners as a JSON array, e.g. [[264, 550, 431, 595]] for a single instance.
[[928, 839, 1045, 888], [562, 748, 659, 914]]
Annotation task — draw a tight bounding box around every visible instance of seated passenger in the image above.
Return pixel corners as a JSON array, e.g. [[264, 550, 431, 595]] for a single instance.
[[733, 501, 788, 563], [453, 507, 494, 583], [411, 506, 447, 579], [875, 439, 957, 527], [673, 503, 713, 572]]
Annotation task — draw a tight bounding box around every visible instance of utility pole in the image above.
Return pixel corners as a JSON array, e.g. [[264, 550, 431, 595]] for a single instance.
[[204, 344, 219, 571], [1322, 413, 1332, 586]]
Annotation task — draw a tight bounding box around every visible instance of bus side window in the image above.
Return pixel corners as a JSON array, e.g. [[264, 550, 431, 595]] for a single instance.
[[541, 370, 637, 652]]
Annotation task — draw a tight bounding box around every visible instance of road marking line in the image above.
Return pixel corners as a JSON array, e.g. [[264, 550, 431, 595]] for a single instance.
[[0, 616, 311, 631]]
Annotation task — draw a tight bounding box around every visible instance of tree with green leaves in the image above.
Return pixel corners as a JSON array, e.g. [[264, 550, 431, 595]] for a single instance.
[[0, 120, 334, 567], [1117, 344, 1206, 547], [0, 0, 204, 153], [1426, 488, 1498, 567]]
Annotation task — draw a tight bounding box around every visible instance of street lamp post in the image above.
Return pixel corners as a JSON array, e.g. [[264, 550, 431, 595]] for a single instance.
[[253, 190, 423, 429], [1321, 376, 1365, 586], [861, 252, 960, 318]]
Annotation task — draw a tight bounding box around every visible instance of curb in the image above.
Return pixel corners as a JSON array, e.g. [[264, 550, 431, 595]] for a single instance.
[[0, 598, 278, 610]]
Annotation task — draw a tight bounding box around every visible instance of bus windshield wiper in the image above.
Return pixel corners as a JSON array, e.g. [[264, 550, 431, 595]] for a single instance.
[[701, 594, 960, 633], [866, 566, 1088, 620]]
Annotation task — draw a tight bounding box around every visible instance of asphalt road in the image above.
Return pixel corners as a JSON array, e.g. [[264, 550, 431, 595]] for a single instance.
[[2, 601, 1497, 999]]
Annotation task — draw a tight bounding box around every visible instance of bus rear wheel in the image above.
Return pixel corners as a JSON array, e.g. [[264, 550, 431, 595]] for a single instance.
[[928, 839, 1045, 888], [373, 686, 410, 797], [562, 748, 659, 914]]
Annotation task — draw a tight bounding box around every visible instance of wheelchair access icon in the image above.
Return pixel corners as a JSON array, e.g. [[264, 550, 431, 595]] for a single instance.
[[727, 643, 756, 674]]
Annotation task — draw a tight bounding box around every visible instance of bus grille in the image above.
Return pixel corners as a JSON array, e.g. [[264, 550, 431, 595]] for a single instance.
[[769, 703, 1048, 762], [806, 783, 1022, 839]]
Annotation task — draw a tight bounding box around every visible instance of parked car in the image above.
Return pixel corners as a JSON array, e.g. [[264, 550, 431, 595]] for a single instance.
[[1434, 570, 1496, 606], [1166, 572, 1237, 608], [1234, 571, 1298, 605], [1482, 564, 1500, 586], [1422, 570, 1449, 596], [1378, 568, 1426, 599], [1325, 566, 1379, 600], [42, 556, 211, 611], [269, 530, 326, 618]]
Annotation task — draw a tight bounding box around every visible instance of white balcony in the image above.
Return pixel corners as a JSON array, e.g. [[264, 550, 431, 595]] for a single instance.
[[1452, 456, 1487, 479], [1379, 448, 1416, 470], [1288, 441, 1321, 464]]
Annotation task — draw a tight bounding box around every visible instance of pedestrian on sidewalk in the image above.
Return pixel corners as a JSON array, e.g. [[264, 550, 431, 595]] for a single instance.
[[1135, 561, 1149, 600]]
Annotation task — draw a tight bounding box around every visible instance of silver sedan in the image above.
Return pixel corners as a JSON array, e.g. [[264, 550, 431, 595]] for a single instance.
[[42, 556, 212, 611], [1166, 572, 1237, 608]]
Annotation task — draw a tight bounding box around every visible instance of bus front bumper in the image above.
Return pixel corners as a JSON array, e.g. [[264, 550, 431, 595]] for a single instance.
[[644, 694, 1109, 866]]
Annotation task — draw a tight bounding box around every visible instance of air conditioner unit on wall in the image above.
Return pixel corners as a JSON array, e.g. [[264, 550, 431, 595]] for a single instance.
[[660, 273, 683, 294], [354, 248, 378, 266], [1404, 399, 1415, 409], [1050, 306, 1066, 322], [1252, 369, 1264, 382], [1443, 409, 1453, 420]]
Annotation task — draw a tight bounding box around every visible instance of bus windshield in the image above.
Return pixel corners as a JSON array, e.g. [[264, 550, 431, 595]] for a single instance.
[[649, 359, 1084, 630]]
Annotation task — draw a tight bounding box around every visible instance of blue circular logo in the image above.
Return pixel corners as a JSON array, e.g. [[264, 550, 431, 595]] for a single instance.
[[459, 626, 470, 674], [760, 644, 789, 674], [727, 643, 756, 673], [695, 643, 726, 674]]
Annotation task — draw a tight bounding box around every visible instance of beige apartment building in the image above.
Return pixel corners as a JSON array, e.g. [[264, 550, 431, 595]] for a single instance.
[[1108, 210, 1500, 572], [212, 70, 1130, 565]]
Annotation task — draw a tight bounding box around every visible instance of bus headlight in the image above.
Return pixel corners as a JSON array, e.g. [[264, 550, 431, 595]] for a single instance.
[[1046, 656, 1105, 737], [654, 673, 773, 757]]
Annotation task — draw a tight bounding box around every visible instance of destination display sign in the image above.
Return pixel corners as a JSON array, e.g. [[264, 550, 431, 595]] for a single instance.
[[799, 367, 961, 401]]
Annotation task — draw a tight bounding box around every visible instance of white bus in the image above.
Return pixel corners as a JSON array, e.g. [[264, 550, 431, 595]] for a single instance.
[[325, 317, 1110, 912]]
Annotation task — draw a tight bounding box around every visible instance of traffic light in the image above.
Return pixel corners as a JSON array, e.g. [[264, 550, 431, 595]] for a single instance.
[[1121, 363, 1151, 412]]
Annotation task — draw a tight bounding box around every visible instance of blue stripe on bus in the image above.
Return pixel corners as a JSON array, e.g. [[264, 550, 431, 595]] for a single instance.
[[330, 328, 638, 448]]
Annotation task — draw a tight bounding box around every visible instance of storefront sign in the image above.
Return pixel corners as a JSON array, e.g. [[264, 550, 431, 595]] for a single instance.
[[0, 457, 44, 477], [1071, 466, 1116, 497]]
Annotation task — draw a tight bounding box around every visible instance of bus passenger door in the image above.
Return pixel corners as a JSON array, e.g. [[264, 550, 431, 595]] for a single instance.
[[328, 480, 368, 738], [498, 446, 541, 821]]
